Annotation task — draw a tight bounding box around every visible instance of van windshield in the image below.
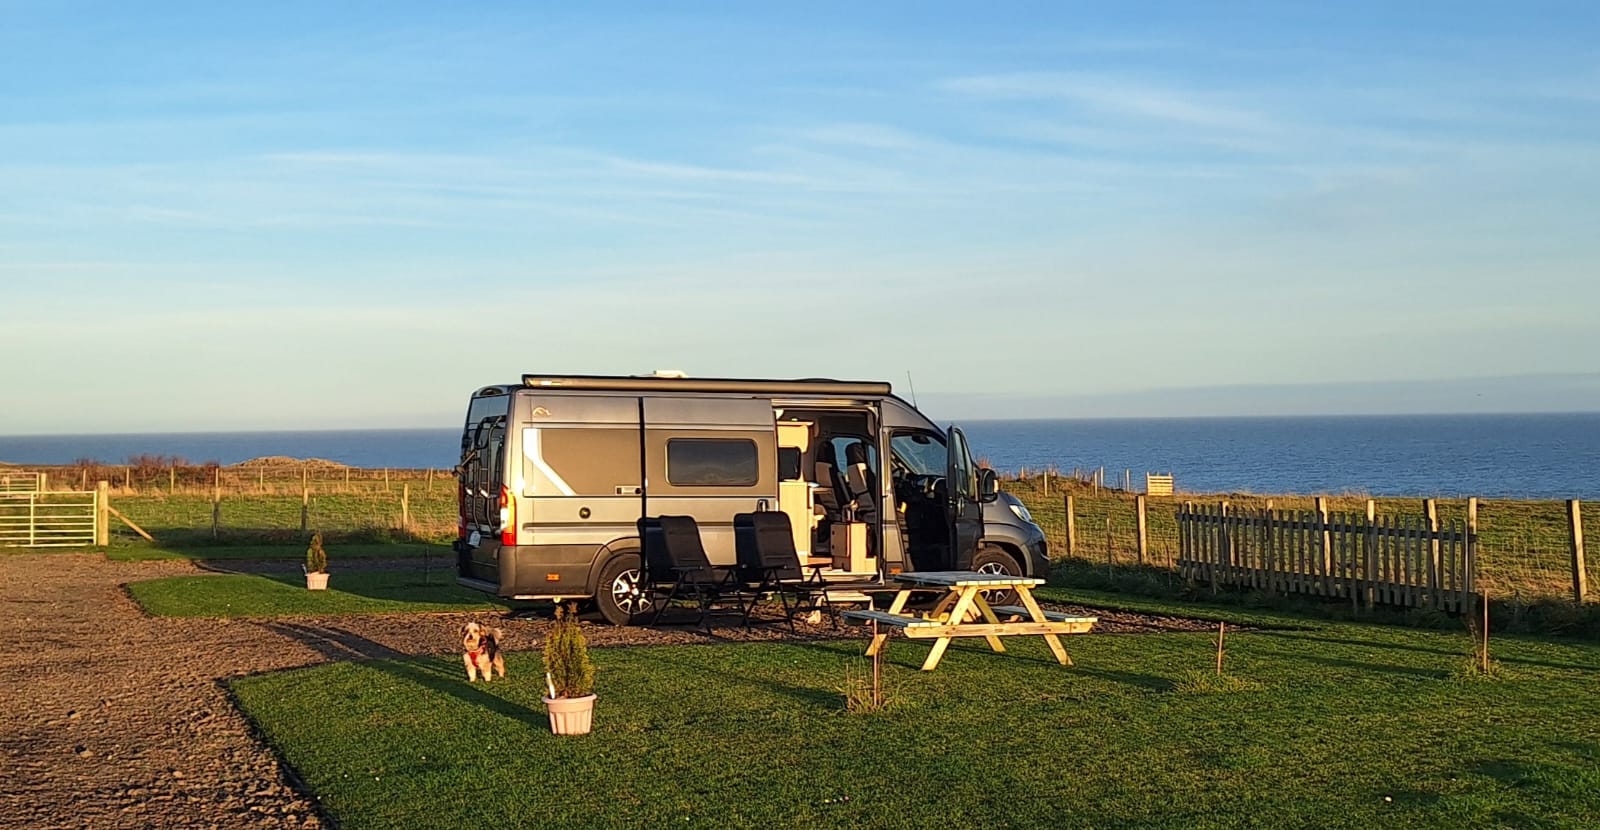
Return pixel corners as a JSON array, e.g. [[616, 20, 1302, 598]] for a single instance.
[[891, 431, 945, 476]]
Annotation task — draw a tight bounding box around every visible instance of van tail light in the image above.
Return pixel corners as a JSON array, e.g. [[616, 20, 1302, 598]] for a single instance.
[[499, 484, 516, 546]]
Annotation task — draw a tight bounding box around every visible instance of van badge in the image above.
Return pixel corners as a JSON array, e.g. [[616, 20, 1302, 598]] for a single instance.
[[532, 407, 551, 417]]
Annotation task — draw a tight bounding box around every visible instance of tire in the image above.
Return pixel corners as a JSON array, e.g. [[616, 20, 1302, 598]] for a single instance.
[[594, 554, 654, 626], [970, 545, 1024, 608]]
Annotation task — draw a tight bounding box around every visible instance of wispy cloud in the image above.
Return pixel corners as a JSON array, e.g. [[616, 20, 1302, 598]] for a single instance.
[[941, 71, 1280, 134]]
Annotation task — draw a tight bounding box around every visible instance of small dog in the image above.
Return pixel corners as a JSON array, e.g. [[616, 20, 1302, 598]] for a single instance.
[[461, 621, 506, 682]]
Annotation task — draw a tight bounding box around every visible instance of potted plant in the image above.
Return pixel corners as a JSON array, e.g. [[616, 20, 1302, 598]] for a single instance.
[[304, 532, 329, 591], [541, 602, 596, 735]]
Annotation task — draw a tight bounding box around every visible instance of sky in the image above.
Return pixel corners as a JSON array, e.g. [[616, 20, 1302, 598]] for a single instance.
[[2, 1, 1598, 433]]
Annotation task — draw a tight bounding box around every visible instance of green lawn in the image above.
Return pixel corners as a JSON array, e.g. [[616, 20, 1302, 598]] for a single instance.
[[127, 569, 507, 617], [231, 617, 1600, 830], [104, 541, 449, 563]]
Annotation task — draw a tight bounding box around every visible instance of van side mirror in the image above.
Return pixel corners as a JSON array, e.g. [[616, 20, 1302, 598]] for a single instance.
[[977, 468, 999, 503]]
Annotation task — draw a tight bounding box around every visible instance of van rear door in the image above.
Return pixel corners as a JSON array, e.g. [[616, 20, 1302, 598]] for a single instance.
[[457, 392, 510, 581], [642, 397, 778, 568]]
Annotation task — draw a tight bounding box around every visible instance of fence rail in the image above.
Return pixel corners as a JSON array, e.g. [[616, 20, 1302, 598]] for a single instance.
[[0, 472, 44, 494], [1178, 503, 1475, 612], [0, 491, 99, 548]]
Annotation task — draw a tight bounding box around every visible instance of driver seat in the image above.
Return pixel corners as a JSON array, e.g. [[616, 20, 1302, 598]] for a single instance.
[[843, 441, 878, 524]]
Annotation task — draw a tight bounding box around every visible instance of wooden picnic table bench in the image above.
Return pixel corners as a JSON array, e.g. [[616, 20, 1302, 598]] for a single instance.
[[841, 571, 1097, 671]]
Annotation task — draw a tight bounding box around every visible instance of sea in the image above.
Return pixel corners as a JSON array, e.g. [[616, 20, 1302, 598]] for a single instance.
[[1, 413, 1597, 500]]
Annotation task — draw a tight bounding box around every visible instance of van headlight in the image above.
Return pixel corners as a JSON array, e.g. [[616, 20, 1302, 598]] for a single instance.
[[1009, 501, 1033, 523]]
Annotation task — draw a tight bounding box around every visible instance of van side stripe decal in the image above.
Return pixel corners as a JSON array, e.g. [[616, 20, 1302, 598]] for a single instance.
[[523, 428, 577, 496]]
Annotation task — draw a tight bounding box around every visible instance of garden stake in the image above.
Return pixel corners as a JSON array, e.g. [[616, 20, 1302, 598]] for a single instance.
[[1215, 622, 1226, 676], [872, 620, 882, 708]]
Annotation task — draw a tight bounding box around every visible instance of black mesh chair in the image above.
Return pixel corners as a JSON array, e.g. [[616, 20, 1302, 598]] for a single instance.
[[734, 512, 837, 631], [639, 515, 748, 631]]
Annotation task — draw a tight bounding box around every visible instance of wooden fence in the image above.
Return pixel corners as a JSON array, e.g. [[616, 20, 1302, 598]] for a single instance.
[[1178, 502, 1476, 612]]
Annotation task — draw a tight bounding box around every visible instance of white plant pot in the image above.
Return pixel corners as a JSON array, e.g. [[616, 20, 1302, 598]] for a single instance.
[[306, 572, 329, 591], [543, 694, 596, 735]]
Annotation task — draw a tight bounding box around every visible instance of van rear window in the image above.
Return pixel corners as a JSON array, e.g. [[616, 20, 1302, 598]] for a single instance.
[[666, 438, 759, 487]]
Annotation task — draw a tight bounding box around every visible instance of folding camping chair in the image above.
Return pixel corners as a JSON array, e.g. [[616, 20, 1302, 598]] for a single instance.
[[734, 511, 838, 632], [639, 515, 749, 632]]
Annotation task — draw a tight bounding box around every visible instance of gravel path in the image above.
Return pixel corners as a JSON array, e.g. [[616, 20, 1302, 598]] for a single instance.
[[0, 553, 1220, 829]]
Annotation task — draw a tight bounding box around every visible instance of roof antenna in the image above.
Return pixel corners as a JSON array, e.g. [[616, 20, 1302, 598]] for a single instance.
[[906, 371, 919, 408]]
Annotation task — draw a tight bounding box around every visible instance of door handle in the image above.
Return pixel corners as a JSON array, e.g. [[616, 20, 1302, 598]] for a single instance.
[[756, 499, 770, 512]]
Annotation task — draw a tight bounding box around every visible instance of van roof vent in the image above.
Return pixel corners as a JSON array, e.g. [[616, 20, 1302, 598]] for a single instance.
[[649, 369, 688, 378]]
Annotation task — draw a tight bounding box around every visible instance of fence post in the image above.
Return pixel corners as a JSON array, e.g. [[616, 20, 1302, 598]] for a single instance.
[[211, 486, 221, 539], [1570, 499, 1587, 604], [125, 466, 132, 491], [1219, 500, 1232, 588], [1313, 497, 1332, 597], [401, 483, 411, 531], [1259, 500, 1274, 596], [384, 468, 391, 490], [169, 465, 176, 493], [1363, 499, 1377, 610], [95, 480, 109, 546], [1135, 494, 1148, 564], [1063, 494, 1076, 558], [1465, 497, 1479, 609], [300, 484, 310, 533], [1424, 499, 1441, 609]]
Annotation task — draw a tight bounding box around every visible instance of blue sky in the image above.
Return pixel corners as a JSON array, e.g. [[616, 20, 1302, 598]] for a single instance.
[[2, 1, 1598, 433]]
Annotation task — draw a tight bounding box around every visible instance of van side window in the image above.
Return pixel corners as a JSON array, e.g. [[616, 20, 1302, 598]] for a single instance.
[[666, 438, 759, 487]]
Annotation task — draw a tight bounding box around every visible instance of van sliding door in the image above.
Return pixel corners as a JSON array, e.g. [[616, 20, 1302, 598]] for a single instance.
[[643, 397, 779, 566]]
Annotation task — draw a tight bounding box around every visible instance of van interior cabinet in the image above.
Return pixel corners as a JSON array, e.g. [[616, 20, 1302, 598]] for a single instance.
[[830, 521, 872, 573]]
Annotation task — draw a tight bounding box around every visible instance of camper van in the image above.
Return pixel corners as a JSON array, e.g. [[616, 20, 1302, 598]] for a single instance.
[[453, 373, 1050, 624]]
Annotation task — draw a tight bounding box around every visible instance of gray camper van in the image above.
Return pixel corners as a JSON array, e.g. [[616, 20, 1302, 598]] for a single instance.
[[453, 373, 1050, 624]]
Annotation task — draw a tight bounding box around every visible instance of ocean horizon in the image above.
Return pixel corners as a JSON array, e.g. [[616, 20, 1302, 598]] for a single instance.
[[2, 412, 1597, 500]]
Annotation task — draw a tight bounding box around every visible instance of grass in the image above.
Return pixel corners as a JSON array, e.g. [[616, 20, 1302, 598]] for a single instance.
[[231, 619, 1600, 829], [104, 541, 449, 562], [126, 569, 508, 618]]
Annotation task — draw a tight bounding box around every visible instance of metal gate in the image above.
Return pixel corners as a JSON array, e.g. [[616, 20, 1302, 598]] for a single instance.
[[0, 491, 100, 547]]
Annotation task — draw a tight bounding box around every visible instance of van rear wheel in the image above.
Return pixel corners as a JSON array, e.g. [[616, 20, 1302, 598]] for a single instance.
[[595, 555, 654, 626]]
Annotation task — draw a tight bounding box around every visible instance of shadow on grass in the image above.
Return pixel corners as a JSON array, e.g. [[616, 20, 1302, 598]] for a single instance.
[[1069, 665, 1177, 692], [373, 659, 538, 723], [1253, 630, 1600, 673], [259, 620, 537, 722], [258, 621, 406, 661]]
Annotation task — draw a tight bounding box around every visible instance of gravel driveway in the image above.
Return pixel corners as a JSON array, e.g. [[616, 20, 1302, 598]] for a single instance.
[[0, 552, 1220, 828]]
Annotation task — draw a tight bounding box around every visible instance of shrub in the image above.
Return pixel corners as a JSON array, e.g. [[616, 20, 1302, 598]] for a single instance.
[[542, 603, 595, 698], [305, 532, 328, 574]]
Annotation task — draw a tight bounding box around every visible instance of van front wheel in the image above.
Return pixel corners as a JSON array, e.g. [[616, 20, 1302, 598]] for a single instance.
[[971, 545, 1024, 608], [595, 556, 654, 626]]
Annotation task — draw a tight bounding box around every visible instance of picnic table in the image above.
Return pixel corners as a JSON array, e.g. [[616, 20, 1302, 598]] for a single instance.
[[842, 570, 1096, 671]]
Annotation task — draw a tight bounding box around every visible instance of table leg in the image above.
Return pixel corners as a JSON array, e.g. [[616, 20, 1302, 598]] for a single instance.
[[920, 588, 978, 671], [968, 592, 1008, 653], [1016, 587, 1072, 666], [864, 590, 912, 658]]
